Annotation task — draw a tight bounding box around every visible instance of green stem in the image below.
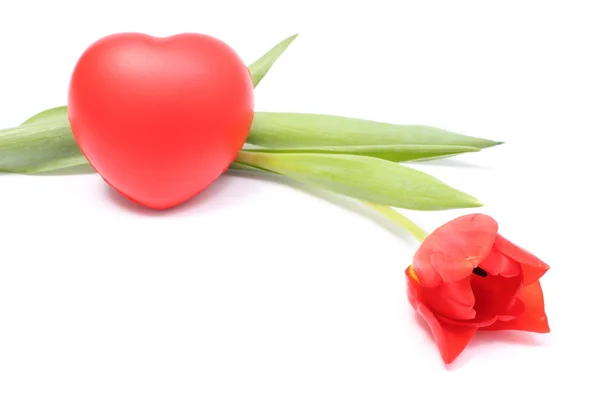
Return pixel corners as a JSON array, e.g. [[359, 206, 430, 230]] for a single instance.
[[361, 201, 428, 242]]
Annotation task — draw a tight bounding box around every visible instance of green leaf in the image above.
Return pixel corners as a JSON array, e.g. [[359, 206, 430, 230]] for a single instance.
[[22, 105, 68, 125], [235, 151, 483, 211], [248, 112, 503, 149], [243, 144, 480, 162], [248, 33, 298, 87], [0, 105, 89, 174], [0, 118, 87, 173], [228, 161, 268, 173]]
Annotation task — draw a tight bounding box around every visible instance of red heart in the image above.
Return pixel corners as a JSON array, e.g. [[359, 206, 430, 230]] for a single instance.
[[68, 33, 254, 209]]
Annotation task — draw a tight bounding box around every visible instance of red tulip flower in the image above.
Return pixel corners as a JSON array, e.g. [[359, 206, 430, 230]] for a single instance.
[[405, 213, 550, 364]]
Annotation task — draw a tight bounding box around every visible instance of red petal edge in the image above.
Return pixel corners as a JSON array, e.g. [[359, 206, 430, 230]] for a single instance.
[[421, 280, 476, 321], [405, 267, 478, 364], [494, 234, 550, 286], [412, 214, 499, 287], [479, 247, 521, 277], [415, 302, 478, 364], [480, 281, 550, 333]]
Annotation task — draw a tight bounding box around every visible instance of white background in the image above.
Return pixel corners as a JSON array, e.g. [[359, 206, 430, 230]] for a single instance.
[[1, 1, 598, 399]]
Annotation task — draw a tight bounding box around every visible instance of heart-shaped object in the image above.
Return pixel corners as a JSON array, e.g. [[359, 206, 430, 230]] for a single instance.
[[68, 33, 254, 209]]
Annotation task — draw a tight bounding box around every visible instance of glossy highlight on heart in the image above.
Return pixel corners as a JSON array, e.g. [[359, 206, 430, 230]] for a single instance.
[[68, 32, 254, 209]]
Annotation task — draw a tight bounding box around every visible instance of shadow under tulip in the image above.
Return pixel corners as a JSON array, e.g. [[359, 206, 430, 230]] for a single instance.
[[470, 330, 544, 347]]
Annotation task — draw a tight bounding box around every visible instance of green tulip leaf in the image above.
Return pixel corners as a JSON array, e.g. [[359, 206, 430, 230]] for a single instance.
[[248, 33, 298, 88], [229, 162, 268, 173], [0, 119, 87, 174], [243, 143, 480, 162], [235, 151, 483, 211], [22, 105, 69, 125], [248, 112, 502, 149]]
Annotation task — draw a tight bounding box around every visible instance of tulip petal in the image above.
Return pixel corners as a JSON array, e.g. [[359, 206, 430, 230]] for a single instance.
[[422, 279, 476, 320], [471, 272, 522, 323], [405, 266, 421, 309], [494, 235, 550, 285], [479, 248, 521, 277], [435, 272, 522, 328], [406, 266, 475, 320], [480, 281, 549, 333], [497, 298, 525, 322], [413, 214, 498, 287], [405, 267, 478, 363], [436, 312, 498, 328], [415, 302, 478, 364]]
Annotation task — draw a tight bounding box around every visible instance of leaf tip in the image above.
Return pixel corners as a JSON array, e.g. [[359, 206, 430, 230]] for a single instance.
[[480, 140, 505, 149], [281, 33, 299, 47], [458, 192, 484, 209], [470, 198, 484, 208], [278, 33, 299, 47]]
